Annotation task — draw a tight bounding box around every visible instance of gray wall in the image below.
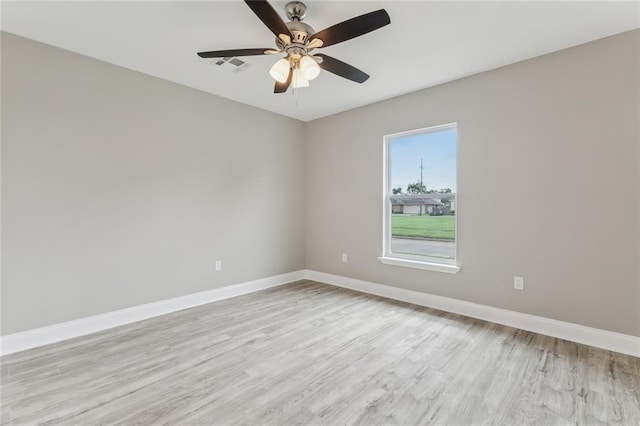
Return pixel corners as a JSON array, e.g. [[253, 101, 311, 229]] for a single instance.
[[305, 30, 640, 336], [1, 33, 306, 335]]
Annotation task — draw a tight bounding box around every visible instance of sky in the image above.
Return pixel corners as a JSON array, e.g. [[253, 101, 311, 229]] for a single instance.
[[390, 127, 457, 193]]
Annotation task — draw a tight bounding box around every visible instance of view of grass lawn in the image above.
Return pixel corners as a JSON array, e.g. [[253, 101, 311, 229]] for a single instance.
[[392, 214, 455, 240]]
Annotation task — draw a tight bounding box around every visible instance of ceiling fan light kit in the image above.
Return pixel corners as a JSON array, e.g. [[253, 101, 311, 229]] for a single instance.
[[292, 68, 309, 88], [269, 58, 291, 83], [300, 55, 321, 80], [197, 0, 391, 94]]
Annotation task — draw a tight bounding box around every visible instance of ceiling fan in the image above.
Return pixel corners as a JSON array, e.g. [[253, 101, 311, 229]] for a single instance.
[[197, 1, 391, 93]]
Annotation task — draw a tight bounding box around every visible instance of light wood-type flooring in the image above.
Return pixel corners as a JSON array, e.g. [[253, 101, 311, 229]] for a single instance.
[[1, 280, 639, 425]]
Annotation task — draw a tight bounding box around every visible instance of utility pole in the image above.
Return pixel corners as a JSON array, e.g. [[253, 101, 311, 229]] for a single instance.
[[419, 159, 424, 216]]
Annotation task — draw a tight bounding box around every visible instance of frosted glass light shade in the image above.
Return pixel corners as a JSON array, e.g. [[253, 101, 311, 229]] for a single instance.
[[269, 58, 290, 83], [292, 68, 309, 88], [299, 55, 320, 80]]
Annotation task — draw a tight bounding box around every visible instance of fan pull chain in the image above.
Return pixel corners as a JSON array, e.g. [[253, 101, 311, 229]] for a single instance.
[[290, 85, 298, 108]]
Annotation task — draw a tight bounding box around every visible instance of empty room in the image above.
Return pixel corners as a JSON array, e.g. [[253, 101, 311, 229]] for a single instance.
[[1, 0, 639, 424]]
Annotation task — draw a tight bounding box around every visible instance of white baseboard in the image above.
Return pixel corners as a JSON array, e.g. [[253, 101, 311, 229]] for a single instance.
[[304, 270, 640, 357], [0, 270, 305, 356], [3, 269, 638, 358]]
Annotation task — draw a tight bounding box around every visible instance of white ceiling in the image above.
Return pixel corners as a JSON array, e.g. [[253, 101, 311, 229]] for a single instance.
[[2, 1, 639, 121]]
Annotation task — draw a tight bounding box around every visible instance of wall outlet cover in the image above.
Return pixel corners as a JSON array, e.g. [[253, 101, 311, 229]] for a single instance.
[[514, 276, 524, 290]]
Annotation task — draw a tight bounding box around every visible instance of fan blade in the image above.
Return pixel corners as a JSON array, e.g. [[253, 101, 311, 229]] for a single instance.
[[245, 0, 291, 39], [197, 48, 274, 58], [274, 69, 293, 94], [309, 9, 390, 48], [315, 54, 370, 83]]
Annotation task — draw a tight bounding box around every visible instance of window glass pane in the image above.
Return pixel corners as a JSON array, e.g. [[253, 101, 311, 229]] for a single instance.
[[389, 126, 457, 262]]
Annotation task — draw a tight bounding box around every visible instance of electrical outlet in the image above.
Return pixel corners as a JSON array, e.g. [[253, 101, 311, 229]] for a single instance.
[[215, 260, 222, 271], [342, 253, 348, 263], [514, 276, 524, 290]]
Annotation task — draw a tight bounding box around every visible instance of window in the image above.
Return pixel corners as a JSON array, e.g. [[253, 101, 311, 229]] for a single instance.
[[380, 123, 459, 274]]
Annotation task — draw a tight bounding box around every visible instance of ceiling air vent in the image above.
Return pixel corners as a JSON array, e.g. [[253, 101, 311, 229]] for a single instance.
[[210, 57, 250, 73]]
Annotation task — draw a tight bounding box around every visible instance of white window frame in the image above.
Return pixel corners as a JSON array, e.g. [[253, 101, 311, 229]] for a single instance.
[[379, 123, 460, 274]]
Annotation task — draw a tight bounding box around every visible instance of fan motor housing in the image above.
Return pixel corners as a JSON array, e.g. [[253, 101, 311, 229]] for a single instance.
[[276, 20, 315, 53]]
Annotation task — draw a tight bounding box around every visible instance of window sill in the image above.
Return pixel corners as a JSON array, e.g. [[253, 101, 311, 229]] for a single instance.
[[378, 256, 461, 274]]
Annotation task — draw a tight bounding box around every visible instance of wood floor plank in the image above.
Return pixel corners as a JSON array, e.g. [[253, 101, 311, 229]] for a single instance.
[[1, 280, 638, 425]]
